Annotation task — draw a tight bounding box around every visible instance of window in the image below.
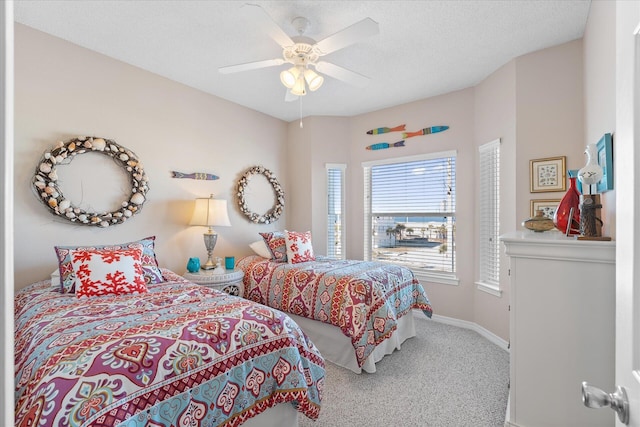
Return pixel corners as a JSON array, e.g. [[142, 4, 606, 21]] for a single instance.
[[327, 163, 346, 259], [363, 151, 456, 283], [477, 139, 501, 296]]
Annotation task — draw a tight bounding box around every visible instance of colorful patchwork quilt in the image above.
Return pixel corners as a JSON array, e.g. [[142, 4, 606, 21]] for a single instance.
[[238, 256, 433, 368], [15, 270, 324, 427]]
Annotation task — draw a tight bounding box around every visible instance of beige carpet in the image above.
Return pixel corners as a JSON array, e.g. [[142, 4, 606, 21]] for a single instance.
[[299, 314, 509, 427]]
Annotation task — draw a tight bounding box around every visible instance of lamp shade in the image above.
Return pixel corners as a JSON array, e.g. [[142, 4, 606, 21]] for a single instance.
[[280, 66, 301, 89], [291, 75, 307, 96], [304, 68, 324, 91], [189, 197, 231, 228]]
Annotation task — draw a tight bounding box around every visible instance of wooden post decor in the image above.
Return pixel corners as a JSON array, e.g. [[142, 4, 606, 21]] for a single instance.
[[577, 194, 611, 241]]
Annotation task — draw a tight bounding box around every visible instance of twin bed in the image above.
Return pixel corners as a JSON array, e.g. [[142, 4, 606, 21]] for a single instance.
[[15, 233, 432, 426], [15, 270, 324, 427], [238, 255, 432, 374]]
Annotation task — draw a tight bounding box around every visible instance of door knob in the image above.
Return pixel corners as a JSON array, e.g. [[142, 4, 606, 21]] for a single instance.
[[581, 381, 629, 425]]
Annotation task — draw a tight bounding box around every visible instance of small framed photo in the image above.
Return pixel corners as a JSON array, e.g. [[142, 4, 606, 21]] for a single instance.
[[596, 133, 613, 193], [530, 199, 561, 219], [530, 156, 566, 193]]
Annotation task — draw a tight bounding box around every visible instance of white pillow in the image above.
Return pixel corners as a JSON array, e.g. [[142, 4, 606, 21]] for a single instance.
[[51, 269, 60, 287], [250, 240, 272, 259]]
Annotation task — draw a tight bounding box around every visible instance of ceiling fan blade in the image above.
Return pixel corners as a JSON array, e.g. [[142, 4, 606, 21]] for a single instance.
[[219, 58, 284, 74], [285, 90, 298, 102], [315, 61, 371, 87], [243, 3, 294, 48], [314, 17, 379, 55]]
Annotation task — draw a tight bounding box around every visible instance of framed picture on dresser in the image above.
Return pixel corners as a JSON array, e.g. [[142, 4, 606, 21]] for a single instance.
[[530, 156, 566, 193], [530, 199, 561, 219]]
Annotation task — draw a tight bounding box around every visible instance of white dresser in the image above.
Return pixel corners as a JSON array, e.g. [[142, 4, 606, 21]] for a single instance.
[[501, 231, 615, 427]]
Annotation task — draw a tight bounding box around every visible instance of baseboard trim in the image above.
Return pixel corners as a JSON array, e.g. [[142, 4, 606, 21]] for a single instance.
[[504, 394, 513, 427], [429, 314, 509, 352]]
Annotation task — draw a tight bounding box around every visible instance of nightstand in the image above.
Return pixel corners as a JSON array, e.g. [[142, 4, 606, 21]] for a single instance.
[[183, 269, 244, 297]]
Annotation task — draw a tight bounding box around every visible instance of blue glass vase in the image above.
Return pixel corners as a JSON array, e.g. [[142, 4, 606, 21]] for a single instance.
[[187, 257, 200, 273]]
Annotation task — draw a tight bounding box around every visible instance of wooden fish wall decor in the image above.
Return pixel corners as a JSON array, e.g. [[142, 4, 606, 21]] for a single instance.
[[171, 171, 219, 180], [366, 124, 405, 135], [403, 125, 449, 139], [366, 141, 405, 151], [365, 125, 450, 150]]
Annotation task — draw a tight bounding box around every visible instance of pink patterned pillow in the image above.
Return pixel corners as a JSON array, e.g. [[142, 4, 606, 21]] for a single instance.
[[259, 231, 288, 262], [70, 247, 147, 298], [284, 230, 315, 264]]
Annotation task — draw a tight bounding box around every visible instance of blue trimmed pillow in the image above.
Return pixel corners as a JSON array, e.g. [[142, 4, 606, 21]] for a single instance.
[[259, 231, 287, 262], [55, 236, 164, 293]]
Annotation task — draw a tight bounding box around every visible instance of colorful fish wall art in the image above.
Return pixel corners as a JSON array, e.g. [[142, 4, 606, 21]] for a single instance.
[[366, 124, 406, 135], [402, 126, 449, 139], [171, 171, 219, 180], [365, 124, 450, 150], [366, 141, 405, 151]]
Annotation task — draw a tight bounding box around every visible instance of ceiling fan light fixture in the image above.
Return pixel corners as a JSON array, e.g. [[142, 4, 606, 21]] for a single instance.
[[291, 75, 307, 96], [304, 68, 324, 91], [280, 66, 300, 89], [219, 7, 379, 105]]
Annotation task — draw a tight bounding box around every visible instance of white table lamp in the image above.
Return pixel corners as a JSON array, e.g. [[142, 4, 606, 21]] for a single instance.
[[189, 195, 231, 270]]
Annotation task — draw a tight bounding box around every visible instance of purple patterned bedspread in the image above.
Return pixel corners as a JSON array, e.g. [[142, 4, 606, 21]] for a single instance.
[[15, 269, 324, 427], [237, 256, 433, 368]]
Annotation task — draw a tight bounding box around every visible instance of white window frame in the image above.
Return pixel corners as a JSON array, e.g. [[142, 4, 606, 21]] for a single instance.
[[363, 151, 459, 285], [326, 163, 346, 259], [476, 139, 502, 297]]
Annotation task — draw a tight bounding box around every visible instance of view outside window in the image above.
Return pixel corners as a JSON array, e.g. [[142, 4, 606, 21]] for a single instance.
[[365, 154, 456, 275]]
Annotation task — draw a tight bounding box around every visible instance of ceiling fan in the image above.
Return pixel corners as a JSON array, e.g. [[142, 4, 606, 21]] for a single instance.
[[219, 4, 379, 100]]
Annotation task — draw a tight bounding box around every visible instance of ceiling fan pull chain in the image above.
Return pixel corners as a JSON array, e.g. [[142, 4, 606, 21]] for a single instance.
[[299, 96, 304, 128]]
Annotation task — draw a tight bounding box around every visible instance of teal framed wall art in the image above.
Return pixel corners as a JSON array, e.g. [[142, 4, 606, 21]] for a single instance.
[[596, 133, 613, 193]]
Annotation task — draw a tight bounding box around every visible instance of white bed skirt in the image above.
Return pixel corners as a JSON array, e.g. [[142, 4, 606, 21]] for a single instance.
[[286, 310, 417, 374], [241, 402, 299, 427]]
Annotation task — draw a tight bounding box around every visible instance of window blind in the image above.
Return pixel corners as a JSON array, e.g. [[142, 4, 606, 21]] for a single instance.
[[370, 157, 456, 216], [363, 152, 456, 276], [326, 164, 346, 259], [478, 139, 500, 287]]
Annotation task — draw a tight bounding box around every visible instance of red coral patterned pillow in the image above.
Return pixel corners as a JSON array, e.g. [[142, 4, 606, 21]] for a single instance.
[[70, 247, 147, 298], [259, 231, 288, 262], [55, 236, 164, 294], [284, 230, 315, 264]]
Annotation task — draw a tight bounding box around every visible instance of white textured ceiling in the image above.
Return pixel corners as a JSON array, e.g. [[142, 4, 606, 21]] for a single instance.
[[14, 0, 591, 122]]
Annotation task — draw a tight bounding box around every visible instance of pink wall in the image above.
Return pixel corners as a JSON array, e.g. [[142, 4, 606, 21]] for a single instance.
[[474, 60, 517, 340], [348, 89, 477, 324], [515, 39, 585, 231], [473, 39, 584, 340], [287, 115, 350, 251], [14, 24, 289, 289], [583, 1, 616, 237]]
